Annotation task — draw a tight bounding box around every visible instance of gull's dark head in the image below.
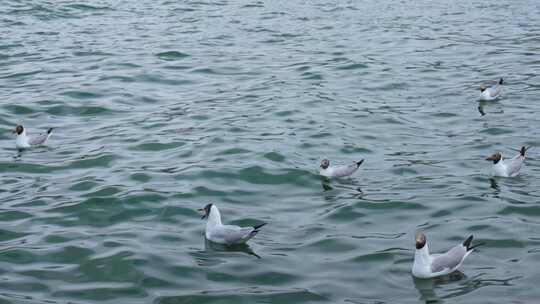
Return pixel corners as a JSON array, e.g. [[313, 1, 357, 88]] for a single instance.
[[13, 125, 24, 135], [479, 85, 486, 92], [415, 231, 427, 250], [198, 203, 213, 220], [320, 159, 330, 169], [485, 152, 502, 164]]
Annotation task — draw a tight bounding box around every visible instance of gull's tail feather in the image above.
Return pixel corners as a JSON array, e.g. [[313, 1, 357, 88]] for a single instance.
[[356, 159, 364, 168]]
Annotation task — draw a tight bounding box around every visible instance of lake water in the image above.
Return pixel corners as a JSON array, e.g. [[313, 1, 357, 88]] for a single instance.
[[1, 0, 540, 303]]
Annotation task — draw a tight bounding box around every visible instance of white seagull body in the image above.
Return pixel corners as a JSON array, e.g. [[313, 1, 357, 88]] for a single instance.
[[480, 78, 503, 101], [486, 146, 527, 177], [13, 125, 53, 149], [412, 232, 480, 279], [200, 204, 266, 245], [319, 159, 364, 178]]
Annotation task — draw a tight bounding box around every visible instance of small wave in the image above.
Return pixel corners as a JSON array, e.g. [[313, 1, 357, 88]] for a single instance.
[[156, 51, 190, 61]]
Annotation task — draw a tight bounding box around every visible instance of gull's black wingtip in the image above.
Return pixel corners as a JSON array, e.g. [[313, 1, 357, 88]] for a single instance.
[[463, 235, 474, 250], [253, 222, 267, 230], [463, 235, 484, 251], [520, 146, 530, 156], [356, 159, 364, 167], [47, 128, 53, 134], [499, 78, 504, 85]]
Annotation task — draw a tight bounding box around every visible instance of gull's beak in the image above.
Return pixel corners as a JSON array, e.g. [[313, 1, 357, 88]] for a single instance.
[[11, 129, 16, 134], [198, 208, 207, 219]]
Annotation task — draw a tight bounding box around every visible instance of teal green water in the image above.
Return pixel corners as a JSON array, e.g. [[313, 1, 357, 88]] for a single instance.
[[1, 0, 540, 303]]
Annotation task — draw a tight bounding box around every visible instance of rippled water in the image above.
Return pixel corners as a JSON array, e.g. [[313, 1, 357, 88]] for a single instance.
[[1, 0, 540, 303]]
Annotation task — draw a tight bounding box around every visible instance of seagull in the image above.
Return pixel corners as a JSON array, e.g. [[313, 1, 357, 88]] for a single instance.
[[412, 231, 482, 279], [479, 78, 503, 101], [13, 125, 53, 149], [199, 203, 266, 245], [485, 146, 528, 177], [319, 158, 364, 178]]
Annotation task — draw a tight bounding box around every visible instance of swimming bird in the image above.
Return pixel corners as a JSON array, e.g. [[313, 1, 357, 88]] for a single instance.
[[485, 146, 528, 177], [412, 231, 481, 279], [479, 78, 503, 101], [199, 203, 266, 245], [319, 158, 364, 178], [13, 125, 53, 149]]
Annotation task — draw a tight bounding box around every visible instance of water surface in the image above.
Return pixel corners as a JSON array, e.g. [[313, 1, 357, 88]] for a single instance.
[[1, 0, 540, 303]]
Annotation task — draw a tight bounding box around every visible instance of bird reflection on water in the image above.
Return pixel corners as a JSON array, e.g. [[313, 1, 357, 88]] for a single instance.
[[204, 238, 261, 259]]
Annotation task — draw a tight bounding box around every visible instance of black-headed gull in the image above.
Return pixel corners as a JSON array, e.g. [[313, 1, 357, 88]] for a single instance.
[[319, 158, 364, 178], [485, 146, 528, 177], [199, 203, 266, 245], [479, 78, 503, 101], [412, 231, 482, 279], [13, 125, 53, 149]]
